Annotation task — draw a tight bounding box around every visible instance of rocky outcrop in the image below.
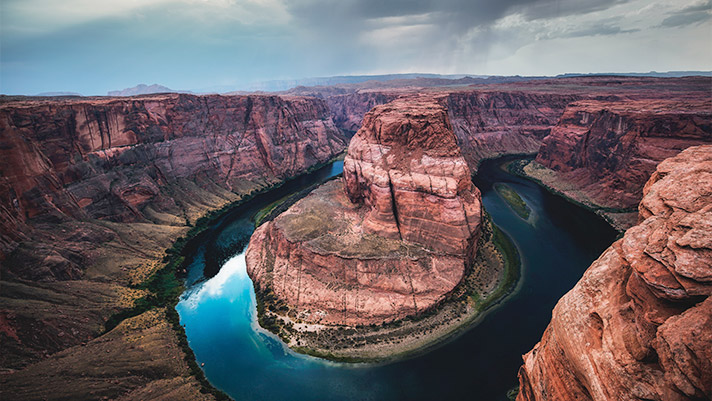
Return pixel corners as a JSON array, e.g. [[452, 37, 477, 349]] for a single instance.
[[445, 91, 580, 170], [534, 99, 712, 210], [343, 96, 482, 257], [0, 94, 346, 269], [518, 145, 712, 401], [246, 96, 482, 326]]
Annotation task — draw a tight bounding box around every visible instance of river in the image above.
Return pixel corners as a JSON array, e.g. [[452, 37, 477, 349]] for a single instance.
[[176, 156, 617, 401]]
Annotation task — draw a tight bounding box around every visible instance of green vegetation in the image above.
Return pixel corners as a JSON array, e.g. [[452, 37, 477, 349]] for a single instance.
[[291, 347, 367, 363], [506, 157, 633, 234], [254, 195, 291, 226], [507, 386, 520, 400], [478, 214, 521, 312], [494, 183, 531, 220]]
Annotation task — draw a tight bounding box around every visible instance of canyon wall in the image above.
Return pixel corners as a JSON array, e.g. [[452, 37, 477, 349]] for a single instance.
[[534, 99, 712, 210], [444, 91, 580, 169], [1, 94, 346, 278], [517, 145, 712, 401], [342, 96, 482, 256], [3, 76, 711, 399], [0, 93, 346, 398], [246, 96, 482, 326], [325, 91, 400, 133], [321, 89, 580, 170]]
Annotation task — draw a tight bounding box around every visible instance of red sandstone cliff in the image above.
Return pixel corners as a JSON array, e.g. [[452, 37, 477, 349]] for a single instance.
[[518, 145, 712, 401], [534, 98, 712, 210], [0, 93, 346, 373], [445, 91, 581, 169], [0, 94, 346, 276], [246, 96, 482, 326], [343, 96, 482, 256], [325, 91, 400, 133]]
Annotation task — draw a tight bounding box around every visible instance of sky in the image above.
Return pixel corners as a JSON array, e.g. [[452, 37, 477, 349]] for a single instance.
[[1, 0, 711, 95]]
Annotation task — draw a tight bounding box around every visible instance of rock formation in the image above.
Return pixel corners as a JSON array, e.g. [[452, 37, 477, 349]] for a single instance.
[[325, 91, 400, 134], [534, 99, 712, 210], [0, 94, 346, 269], [342, 96, 482, 257], [3, 75, 712, 399], [0, 93, 346, 396], [518, 145, 712, 401], [445, 91, 580, 170], [246, 96, 482, 325]]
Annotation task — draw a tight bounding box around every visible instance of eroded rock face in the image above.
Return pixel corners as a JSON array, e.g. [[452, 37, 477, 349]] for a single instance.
[[325, 91, 400, 133], [445, 91, 580, 170], [0, 93, 346, 370], [535, 99, 712, 210], [0, 94, 346, 266], [246, 96, 482, 325], [343, 96, 482, 257], [518, 145, 712, 401]]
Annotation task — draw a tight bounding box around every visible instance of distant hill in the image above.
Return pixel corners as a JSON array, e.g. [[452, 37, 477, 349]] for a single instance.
[[108, 84, 187, 96], [36, 91, 82, 96], [557, 71, 712, 78]]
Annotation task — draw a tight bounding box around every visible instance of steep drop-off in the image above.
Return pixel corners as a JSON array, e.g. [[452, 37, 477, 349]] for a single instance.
[[246, 96, 482, 327], [445, 91, 580, 169], [1, 94, 345, 277], [0, 93, 346, 399], [518, 145, 712, 401], [2, 76, 711, 399], [325, 91, 400, 134], [525, 96, 712, 229]]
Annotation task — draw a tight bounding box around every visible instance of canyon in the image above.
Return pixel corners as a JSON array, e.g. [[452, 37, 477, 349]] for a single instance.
[[517, 145, 712, 401], [1, 76, 711, 399], [315, 77, 712, 231], [245, 97, 493, 356], [245, 96, 519, 360], [0, 93, 346, 399]]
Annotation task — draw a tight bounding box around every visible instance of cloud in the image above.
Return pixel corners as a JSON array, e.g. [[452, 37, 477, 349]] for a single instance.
[[515, 0, 631, 20], [1, 0, 710, 95], [659, 0, 712, 28], [1, 0, 290, 35], [538, 18, 640, 39]]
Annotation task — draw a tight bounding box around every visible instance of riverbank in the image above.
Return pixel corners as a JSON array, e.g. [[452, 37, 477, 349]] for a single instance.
[[253, 213, 521, 362], [506, 159, 636, 232]]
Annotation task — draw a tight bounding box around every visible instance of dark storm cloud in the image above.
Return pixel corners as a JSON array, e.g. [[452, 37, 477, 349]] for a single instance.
[[542, 18, 640, 39], [659, 1, 712, 28], [279, 0, 638, 77], [285, 0, 632, 33], [517, 0, 630, 20]]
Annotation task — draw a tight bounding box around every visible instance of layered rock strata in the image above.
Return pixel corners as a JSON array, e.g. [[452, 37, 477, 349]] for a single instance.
[[246, 96, 482, 326], [0, 93, 346, 398], [445, 91, 580, 169], [325, 91, 400, 133], [518, 145, 712, 401], [1, 94, 346, 272], [527, 98, 712, 229]]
